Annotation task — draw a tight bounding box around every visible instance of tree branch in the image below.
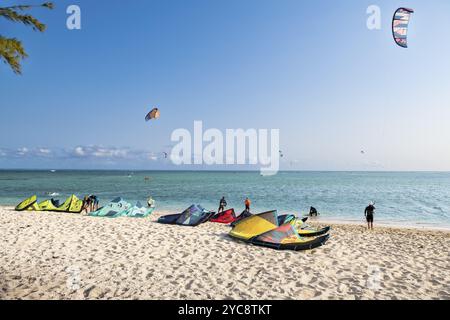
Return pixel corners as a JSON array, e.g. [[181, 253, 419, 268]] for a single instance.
[[1, 2, 54, 11], [0, 2, 54, 74], [0, 36, 28, 74], [0, 2, 54, 32]]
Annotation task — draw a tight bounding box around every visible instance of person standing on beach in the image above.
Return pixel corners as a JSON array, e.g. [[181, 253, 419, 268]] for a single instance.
[[364, 202, 375, 230], [82, 195, 92, 214], [309, 206, 319, 217], [89, 195, 99, 212], [218, 196, 227, 213], [147, 196, 156, 208], [244, 197, 251, 212]]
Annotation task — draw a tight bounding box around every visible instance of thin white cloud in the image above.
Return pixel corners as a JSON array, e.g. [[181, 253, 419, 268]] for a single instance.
[[38, 148, 51, 155], [71, 146, 130, 159], [17, 147, 29, 156], [93, 148, 128, 159], [0, 147, 56, 159], [0, 145, 170, 165], [73, 146, 86, 157]]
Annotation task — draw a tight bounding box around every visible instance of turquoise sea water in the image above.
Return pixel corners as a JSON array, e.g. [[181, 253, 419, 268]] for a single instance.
[[1, 170, 450, 229]]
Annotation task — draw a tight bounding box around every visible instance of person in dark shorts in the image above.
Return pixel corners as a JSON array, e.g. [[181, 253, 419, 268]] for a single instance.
[[364, 202, 375, 230], [309, 206, 319, 217], [244, 197, 251, 212], [83, 195, 92, 214], [218, 196, 227, 213], [89, 195, 99, 212]]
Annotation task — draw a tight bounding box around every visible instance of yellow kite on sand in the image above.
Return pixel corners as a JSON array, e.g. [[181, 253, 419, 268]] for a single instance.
[[229, 210, 331, 251], [15, 194, 84, 213], [229, 210, 279, 241]]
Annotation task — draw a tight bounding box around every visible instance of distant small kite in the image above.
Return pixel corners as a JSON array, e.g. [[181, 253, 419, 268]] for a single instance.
[[279, 151, 284, 158], [361, 150, 365, 154], [163, 152, 168, 159], [145, 108, 160, 122], [392, 8, 414, 48]]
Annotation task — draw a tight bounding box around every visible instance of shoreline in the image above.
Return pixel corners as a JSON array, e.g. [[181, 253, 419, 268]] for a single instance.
[[308, 217, 450, 233], [2, 205, 449, 233]]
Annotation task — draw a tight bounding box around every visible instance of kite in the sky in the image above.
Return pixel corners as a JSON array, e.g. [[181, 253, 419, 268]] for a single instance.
[[392, 8, 414, 48], [145, 108, 160, 122]]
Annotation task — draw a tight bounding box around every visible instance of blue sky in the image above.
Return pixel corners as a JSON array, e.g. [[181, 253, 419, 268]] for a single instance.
[[1, 0, 450, 170]]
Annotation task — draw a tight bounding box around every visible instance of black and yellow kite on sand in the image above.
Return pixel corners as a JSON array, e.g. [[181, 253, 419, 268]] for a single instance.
[[15, 194, 84, 213]]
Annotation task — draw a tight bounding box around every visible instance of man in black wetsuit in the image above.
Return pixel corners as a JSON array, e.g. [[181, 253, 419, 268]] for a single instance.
[[309, 206, 319, 217], [218, 196, 227, 213], [364, 202, 375, 230]]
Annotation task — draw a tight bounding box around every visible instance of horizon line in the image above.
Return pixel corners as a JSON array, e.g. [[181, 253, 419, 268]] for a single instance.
[[1, 168, 450, 173]]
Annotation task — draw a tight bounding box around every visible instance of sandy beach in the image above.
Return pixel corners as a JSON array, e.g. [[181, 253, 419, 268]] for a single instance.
[[0, 206, 449, 300]]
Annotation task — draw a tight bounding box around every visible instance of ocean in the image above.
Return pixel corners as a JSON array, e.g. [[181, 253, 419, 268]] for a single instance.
[[1, 170, 450, 229]]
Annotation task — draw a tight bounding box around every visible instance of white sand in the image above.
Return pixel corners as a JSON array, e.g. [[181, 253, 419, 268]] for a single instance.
[[0, 206, 449, 300]]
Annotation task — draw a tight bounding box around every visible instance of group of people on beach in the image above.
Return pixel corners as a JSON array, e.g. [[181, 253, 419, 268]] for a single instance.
[[80, 193, 376, 230], [82, 195, 99, 214], [81, 195, 156, 215], [218, 196, 251, 214], [309, 203, 376, 230], [217, 197, 376, 230]]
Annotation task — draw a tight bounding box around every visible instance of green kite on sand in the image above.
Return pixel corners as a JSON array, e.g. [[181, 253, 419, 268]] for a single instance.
[[15, 194, 84, 213], [89, 197, 154, 218]]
